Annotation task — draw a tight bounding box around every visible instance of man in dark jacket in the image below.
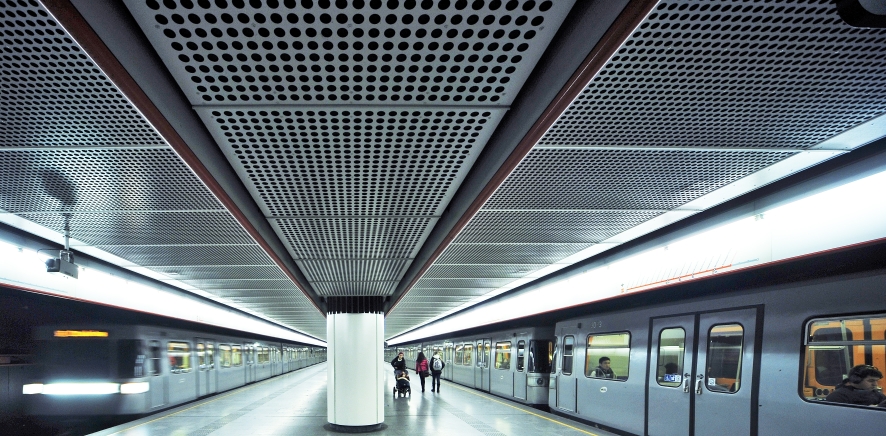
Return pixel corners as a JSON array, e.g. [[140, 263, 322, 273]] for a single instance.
[[430, 352, 445, 392], [826, 365, 886, 407], [391, 352, 406, 376], [589, 356, 616, 379]]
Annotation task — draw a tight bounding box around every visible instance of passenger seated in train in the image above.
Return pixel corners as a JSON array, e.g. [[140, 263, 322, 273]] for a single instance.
[[589, 356, 616, 379], [826, 365, 886, 407]]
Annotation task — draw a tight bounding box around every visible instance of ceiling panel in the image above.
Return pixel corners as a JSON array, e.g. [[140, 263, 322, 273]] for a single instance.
[[437, 243, 596, 264], [270, 217, 436, 258], [95, 245, 273, 267], [454, 210, 667, 243], [123, 0, 575, 106], [150, 265, 288, 280], [310, 281, 398, 297], [18, 211, 256, 246], [414, 278, 517, 289], [423, 264, 549, 279], [297, 259, 410, 282], [0, 149, 222, 212], [538, 3, 886, 150], [484, 149, 796, 210], [196, 106, 507, 216]]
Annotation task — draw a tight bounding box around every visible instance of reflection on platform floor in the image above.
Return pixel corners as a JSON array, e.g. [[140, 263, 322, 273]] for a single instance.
[[91, 362, 616, 436]]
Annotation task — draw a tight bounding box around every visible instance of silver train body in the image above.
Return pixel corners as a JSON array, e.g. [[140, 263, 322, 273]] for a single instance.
[[388, 326, 554, 406], [549, 269, 886, 435], [24, 324, 326, 416]]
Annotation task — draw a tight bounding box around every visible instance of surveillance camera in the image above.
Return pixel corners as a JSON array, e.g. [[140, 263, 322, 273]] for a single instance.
[[45, 254, 78, 279]]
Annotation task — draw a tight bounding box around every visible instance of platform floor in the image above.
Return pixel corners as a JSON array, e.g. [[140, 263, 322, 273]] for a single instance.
[[91, 362, 618, 436]]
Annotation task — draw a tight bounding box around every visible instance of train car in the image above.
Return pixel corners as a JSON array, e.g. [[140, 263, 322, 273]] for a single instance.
[[390, 327, 554, 406], [22, 324, 325, 416], [548, 269, 886, 435]]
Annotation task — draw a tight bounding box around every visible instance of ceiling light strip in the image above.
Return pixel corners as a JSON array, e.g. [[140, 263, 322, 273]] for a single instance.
[[387, 0, 661, 315], [40, 0, 322, 314]]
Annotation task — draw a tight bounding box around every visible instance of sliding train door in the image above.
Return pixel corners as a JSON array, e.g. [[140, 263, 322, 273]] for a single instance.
[[647, 308, 758, 436], [196, 338, 218, 396], [473, 339, 491, 390]]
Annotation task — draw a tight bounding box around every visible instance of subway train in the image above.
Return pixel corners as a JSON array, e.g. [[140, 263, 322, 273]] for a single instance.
[[388, 326, 555, 406], [391, 268, 886, 434], [22, 323, 326, 416]]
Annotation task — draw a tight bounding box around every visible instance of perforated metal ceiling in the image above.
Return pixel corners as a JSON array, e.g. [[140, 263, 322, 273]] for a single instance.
[[383, 0, 886, 337], [4, 0, 886, 342]]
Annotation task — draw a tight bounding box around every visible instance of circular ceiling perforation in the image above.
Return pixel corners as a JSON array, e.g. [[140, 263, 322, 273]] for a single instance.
[[197, 106, 502, 216], [124, 0, 574, 105], [538, 0, 886, 149], [484, 149, 796, 210], [455, 210, 666, 243], [19, 211, 256, 246], [271, 217, 433, 258], [0, 149, 222, 212], [0, 3, 167, 148]]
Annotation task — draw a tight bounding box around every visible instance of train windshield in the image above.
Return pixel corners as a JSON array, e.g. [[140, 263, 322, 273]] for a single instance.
[[528, 340, 552, 373], [37, 338, 111, 379]]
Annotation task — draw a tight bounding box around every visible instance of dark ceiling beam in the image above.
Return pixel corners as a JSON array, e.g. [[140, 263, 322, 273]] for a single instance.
[[41, 0, 325, 314], [387, 0, 660, 314]]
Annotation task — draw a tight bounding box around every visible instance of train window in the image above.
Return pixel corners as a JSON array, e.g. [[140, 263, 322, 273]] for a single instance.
[[495, 342, 511, 370], [562, 336, 575, 375], [258, 347, 269, 364], [232, 345, 242, 366], [219, 344, 232, 368], [802, 314, 886, 403], [705, 324, 743, 393], [168, 342, 192, 374], [585, 332, 631, 381], [207, 343, 215, 370], [464, 344, 473, 366], [455, 344, 464, 365], [656, 328, 685, 387], [197, 343, 206, 370], [117, 339, 145, 378], [149, 340, 162, 376], [528, 340, 552, 373], [516, 341, 525, 372]]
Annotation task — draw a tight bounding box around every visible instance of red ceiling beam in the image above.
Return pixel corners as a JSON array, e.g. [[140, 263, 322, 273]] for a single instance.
[[388, 0, 661, 315], [40, 0, 323, 315]]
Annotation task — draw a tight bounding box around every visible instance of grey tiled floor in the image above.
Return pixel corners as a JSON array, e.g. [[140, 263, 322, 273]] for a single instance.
[[92, 363, 616, 436]]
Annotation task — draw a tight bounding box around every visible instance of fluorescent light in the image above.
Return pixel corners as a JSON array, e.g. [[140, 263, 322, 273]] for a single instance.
[[119, 382, 150, 394], [22, 384, 44, 395], [0, 239, 325, 347], [42, 383, 120, 395], [389, 168, 886, 344]]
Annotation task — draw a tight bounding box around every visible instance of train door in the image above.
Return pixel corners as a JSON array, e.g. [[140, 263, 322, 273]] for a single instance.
[[147, 340, 166, 408], [443, 342, 453, 380], [245, 346, 255, 383], [647, 308, 758, 436], [514, 340, 527, 400], [555, 335, 577, 412], [473, 339, 491, 390], [196, 338, 217, 396]]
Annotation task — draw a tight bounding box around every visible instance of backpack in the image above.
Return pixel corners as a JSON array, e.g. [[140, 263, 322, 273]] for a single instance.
[[432, 357, 443, 371]]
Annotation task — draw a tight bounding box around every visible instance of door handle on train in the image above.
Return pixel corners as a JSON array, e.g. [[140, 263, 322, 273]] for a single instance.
[[695, 374, 704, 395], [683, 373, 691, 393]]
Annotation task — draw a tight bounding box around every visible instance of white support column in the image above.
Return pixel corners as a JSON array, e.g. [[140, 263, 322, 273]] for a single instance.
[[326, 297, 385, 432]]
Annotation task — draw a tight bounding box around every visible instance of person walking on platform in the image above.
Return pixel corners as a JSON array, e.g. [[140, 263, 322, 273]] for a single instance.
[[430, 352, 445, 392], [415, 352, 430, 392], [391, 351, 406, 377]]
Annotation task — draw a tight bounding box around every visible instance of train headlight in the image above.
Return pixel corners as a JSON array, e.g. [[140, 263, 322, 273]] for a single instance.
[[22, 384, 44, 394], [120, 382, 150, 394], [42, 383, 120, 395]]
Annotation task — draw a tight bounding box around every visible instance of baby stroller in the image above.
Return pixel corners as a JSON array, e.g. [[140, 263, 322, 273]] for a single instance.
[[393, 370, 411, 398]]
